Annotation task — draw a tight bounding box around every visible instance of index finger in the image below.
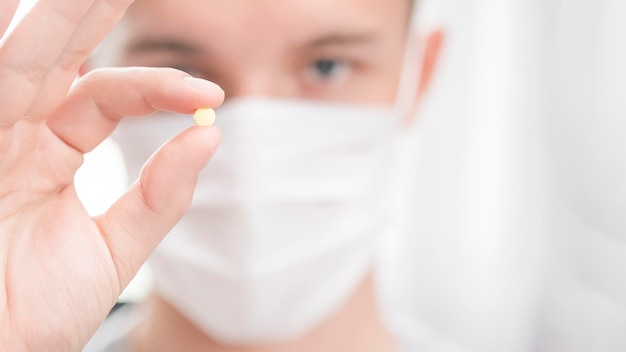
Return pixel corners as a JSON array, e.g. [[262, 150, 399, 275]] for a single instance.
[[47, 67, 225, 154], [0, 0, 132, 125]]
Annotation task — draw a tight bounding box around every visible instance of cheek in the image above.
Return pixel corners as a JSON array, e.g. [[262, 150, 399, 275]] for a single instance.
[[341, 45, 408, 104], [366, 68, 404, 104]]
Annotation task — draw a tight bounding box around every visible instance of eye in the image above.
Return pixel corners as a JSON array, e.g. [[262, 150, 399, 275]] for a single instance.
[[308, 59, 348, 81], [315, 59, 339, 76]]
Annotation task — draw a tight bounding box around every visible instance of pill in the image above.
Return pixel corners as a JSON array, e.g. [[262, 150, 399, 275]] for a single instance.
[[193, 108, 216, 126]]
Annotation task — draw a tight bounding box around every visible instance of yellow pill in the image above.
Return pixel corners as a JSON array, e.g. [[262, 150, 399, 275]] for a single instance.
[[193, 108, 216, 126]]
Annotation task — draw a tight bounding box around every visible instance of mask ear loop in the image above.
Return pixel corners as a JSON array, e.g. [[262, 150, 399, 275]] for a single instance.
[[393, 10, 425, 124]]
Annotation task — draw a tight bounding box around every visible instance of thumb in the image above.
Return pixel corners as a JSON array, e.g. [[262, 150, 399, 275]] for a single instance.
[[94, 125, 221, 288]]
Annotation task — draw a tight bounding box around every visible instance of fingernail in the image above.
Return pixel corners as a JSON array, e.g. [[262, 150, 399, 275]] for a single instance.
[[184, 76, 220, 91]]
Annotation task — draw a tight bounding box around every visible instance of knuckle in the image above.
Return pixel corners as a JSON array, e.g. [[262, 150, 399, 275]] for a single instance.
[[2, 59, 50, 84], [55, 47, 94, 74], [49, 1, 91, 27]]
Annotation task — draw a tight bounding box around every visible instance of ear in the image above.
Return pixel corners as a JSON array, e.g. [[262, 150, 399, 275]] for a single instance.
[[403, 28, 444, 126]]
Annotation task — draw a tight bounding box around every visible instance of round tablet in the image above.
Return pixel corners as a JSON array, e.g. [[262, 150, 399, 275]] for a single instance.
[[193, 108, 216, 126]]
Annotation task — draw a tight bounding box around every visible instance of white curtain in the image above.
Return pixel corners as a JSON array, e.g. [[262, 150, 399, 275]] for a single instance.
[[378, 0, 626, 351]]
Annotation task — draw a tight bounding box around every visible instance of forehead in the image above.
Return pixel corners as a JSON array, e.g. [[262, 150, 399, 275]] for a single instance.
[[125, 0, 410, 44]]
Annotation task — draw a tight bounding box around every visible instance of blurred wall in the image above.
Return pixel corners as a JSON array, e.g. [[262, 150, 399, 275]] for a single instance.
[[379, 0, 626, 351]]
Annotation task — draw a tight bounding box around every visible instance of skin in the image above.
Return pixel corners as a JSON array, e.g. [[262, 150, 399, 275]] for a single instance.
[[0, 0, 441, 350], [118, 0, 411, 104]]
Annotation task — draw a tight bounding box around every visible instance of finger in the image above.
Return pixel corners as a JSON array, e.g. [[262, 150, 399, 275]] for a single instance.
[[0, 0, 97, 122], [0, 0, 19, 40], [47, 67, 225, 153], [94, 125, 221, 287], [0, 0, 106, 124], [27, 0, 134, 117]]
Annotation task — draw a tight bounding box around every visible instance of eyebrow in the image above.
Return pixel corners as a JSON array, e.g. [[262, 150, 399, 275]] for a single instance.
[[125, 39, 203, 55], [124, 32, 379, 56], [303, 31, 379, 49]]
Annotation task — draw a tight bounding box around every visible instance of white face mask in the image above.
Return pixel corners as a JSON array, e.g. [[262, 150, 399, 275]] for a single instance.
[[113, 98, 400, 343]]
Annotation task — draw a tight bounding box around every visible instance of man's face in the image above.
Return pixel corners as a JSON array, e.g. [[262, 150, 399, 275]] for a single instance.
[[117, 0, 412, 105]]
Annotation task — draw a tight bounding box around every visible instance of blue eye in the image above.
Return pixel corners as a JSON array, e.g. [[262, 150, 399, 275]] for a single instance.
[[315, 60, 338, 76], [311, 59, 345, 79]]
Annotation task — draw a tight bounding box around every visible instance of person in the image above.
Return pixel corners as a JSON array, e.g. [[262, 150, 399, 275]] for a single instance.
[[0, 0, 441, 351]]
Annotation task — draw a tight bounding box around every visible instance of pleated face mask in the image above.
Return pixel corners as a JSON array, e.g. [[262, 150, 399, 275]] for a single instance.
[[114, 97, 398, 343]]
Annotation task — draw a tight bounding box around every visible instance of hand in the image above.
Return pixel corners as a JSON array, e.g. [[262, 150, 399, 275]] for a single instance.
[[0, 1, 224, 350]]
